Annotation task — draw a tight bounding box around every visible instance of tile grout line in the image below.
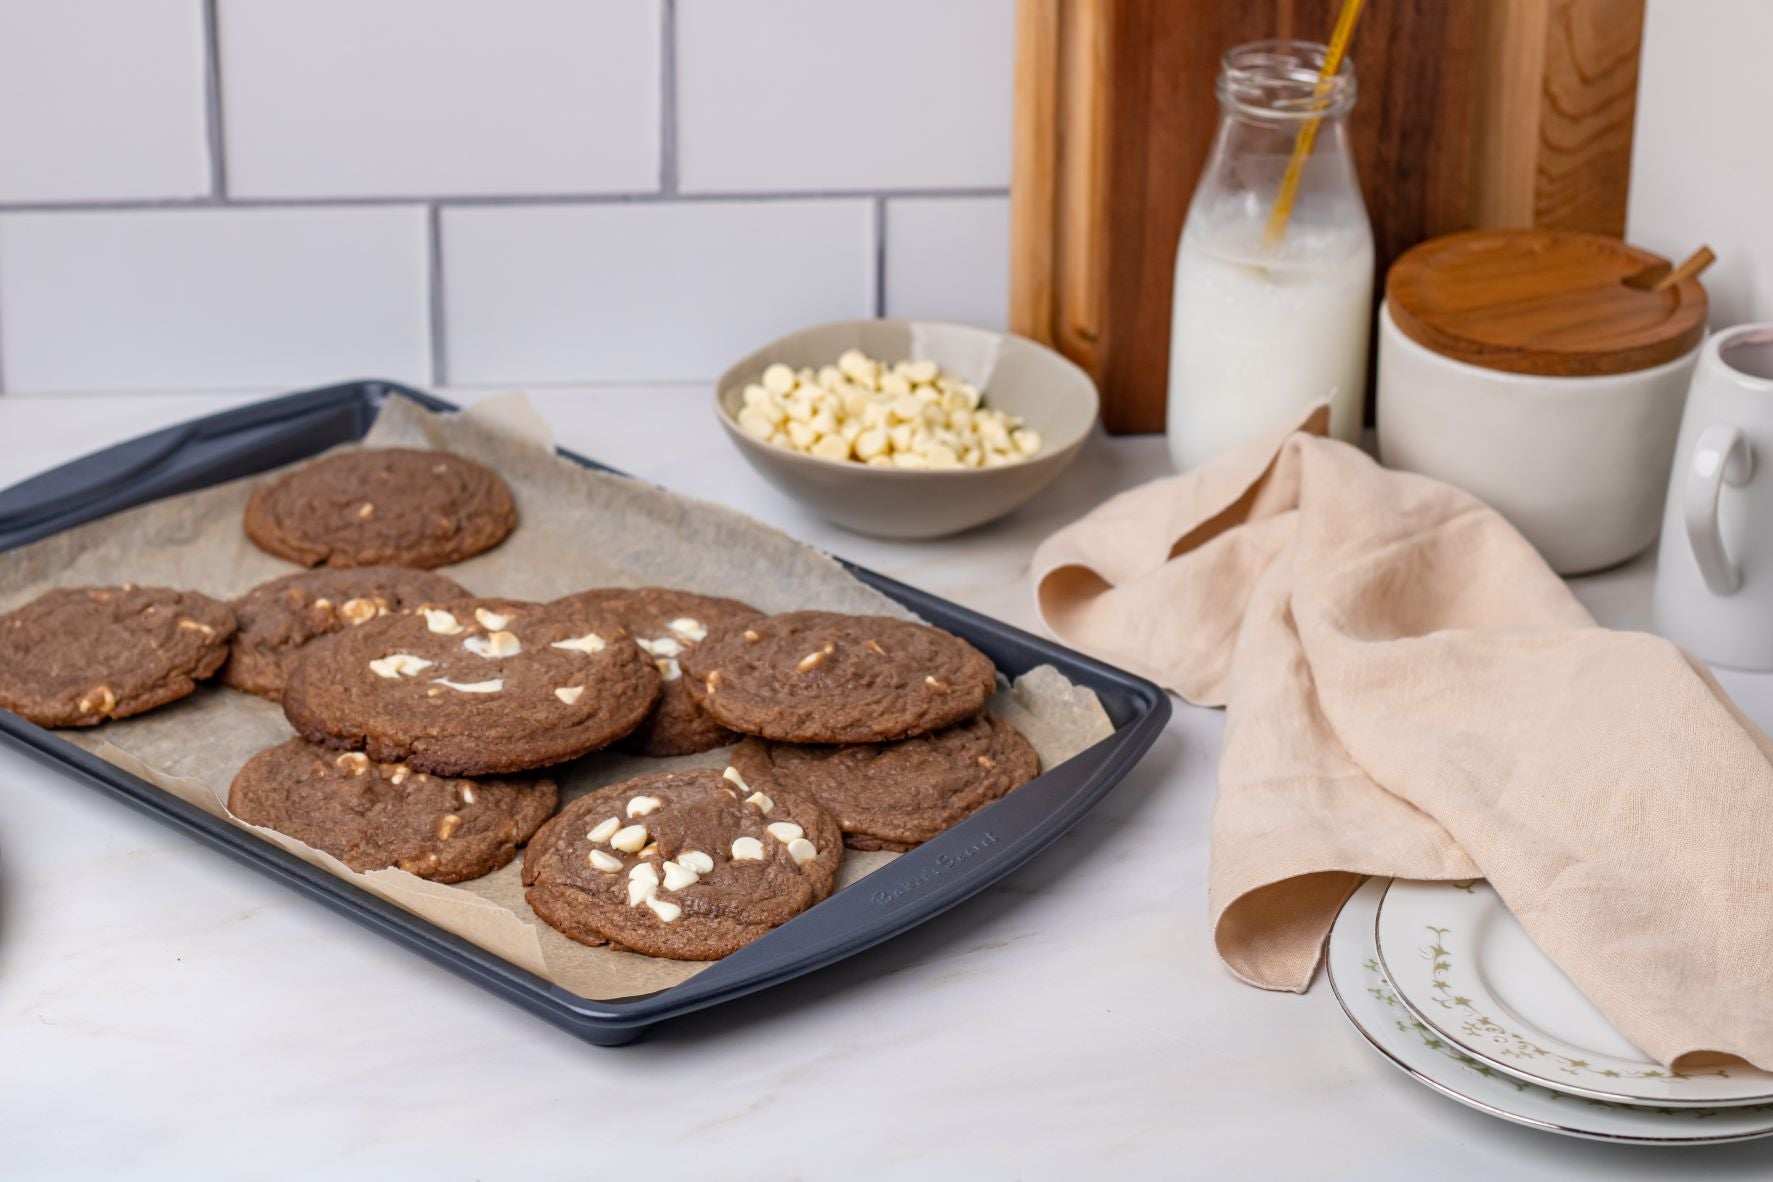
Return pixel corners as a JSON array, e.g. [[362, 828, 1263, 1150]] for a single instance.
[[0, 187, 1011, 216], [658, 0, 678, 196], [427, 205, 448, 386], [200, 0, 228, 197], [872, 197, 888, 318], [3, 381, 715, 400]]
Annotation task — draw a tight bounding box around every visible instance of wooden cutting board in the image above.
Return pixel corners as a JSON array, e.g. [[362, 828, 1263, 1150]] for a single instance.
[[1011, 0, 1647, 433]]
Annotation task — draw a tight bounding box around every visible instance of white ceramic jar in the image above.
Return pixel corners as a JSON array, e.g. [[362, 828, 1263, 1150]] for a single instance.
[[1376, 230, 1707, 576], [1378, 303, 1699, 574]]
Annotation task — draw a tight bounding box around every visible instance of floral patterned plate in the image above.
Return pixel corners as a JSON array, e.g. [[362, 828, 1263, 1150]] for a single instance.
[[1374, 878, 1773, 1107], [1329, 879, 1773, 1144]]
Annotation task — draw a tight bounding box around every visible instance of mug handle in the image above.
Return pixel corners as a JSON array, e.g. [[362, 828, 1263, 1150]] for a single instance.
[[1685, 423, 1755, 595]]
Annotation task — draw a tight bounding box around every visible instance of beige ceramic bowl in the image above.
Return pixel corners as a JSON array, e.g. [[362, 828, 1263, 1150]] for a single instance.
[[715, 319, 1099, 539]]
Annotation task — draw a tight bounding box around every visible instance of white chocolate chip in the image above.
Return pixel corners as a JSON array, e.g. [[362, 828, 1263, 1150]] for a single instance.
[[656, 657, 682, 682], [745, 791, 774, 815], [554, 685, 584, 704], [422, 607, 464, 634], [786, 838, 818, 866], [551, 631, 607, 654], [369, 653, 433, 679], [639, 842, 659, 859], [435, 813, 461, 840], [474, 607, 511, 630], [679, 850, 714, 874], [745, 349, 1029, 469], [637, 635, 683, 658], [626, 795, 662, 818], [390, 765, 411, 785], [356, 502, 375, 520], [925, 675, 949, 690], [766, 821, 804, 843], [730, 836, 765, 861], [722, 766, 750, 792], [463, 629, 522, 659], [737, 406, 776, 438], [461, 786, 477, 804], [761, 362, 796, 394], [432, 677, 503, 693], [610, 824, 648, 853], [665, 617, 708, 642], [334, 751, 370, 774], [645, 895, 682, 923], [661, 861, 700, 891], [588, 849, 622, 873], [627, 863, 659, 906], [587, 816, 621, 843], [796, 645, 832, 672], [177, 618, 215, 636], [339, 596, 385, 625]]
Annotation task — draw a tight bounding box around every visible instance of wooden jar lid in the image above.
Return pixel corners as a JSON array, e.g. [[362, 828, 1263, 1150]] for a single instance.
[[1386, 229, 1707, 377]]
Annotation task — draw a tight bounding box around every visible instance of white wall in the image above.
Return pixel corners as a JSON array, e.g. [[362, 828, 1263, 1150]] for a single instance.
[[0, 0, 1014, 394], [1628, 0, 1770, 328]]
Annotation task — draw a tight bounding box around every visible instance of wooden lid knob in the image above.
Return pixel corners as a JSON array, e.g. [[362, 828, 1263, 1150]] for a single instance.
[[1386, 229, 1708, 376]]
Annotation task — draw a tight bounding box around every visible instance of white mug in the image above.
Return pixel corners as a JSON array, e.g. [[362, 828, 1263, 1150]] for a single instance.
[[1654, 325, 1773, 669]]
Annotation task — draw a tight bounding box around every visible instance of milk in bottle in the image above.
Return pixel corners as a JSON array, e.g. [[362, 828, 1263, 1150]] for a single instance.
[[1166, 40, 1375, 473]]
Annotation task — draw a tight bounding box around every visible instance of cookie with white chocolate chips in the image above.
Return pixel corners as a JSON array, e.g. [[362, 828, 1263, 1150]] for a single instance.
[[281, 597, 660, 776], [554, 586, 763, 756], [0, 585, 236, 727], [680, 610, 998, 743], [730, 711, 1040, 851], [221, 566, 469, 701], [522, 767, 842, 960], [243, 447, 516, 569], [229, 738, 557, 883]]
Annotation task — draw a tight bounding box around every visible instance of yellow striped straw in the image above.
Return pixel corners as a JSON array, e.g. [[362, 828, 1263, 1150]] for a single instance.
[[1261, 0, 1367, 249]]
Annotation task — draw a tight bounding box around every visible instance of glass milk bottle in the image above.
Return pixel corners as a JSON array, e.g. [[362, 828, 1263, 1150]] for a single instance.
[[1166, 40, 1374, 473]]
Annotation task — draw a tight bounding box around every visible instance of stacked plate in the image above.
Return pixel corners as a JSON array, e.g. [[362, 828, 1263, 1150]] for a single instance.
[[1327, 878, 1773, 1145]]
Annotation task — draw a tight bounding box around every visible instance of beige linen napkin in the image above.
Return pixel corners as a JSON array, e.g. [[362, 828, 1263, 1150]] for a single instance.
[[1033, 405, 1773, 1070]]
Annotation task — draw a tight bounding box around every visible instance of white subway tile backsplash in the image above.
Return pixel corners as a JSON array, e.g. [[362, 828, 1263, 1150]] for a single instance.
[[218, 0, 661, 199], [0, 0, 211, 203], [442, 200, 874, 384], [676, 0, 1014, 194], [0, 207, 431, 392], [884, 196, 1010, 330]]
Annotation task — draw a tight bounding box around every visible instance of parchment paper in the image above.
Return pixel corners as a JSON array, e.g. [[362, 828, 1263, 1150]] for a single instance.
[[0, 394, 1114, 999]]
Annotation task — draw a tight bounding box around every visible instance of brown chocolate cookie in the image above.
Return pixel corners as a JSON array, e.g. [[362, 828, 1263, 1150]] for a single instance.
[[555, 586, 763, 757], [0, 585, 235, 728], [730, 711, 1040, 851], [281, 597, 660, 776], [244, 448, 516, 569], [229, 738, 557, 883], [221, 566, 469, 701], [522, 767, 842, 960], [680, 610, 998, 743]]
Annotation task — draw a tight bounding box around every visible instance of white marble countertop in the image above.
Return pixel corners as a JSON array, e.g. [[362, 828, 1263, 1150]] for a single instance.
[[2, 386, 1769, 1179]]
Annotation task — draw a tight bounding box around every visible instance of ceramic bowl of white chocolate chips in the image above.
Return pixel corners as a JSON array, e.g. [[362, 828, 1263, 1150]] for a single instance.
[[715, 319, 1099, 539]]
